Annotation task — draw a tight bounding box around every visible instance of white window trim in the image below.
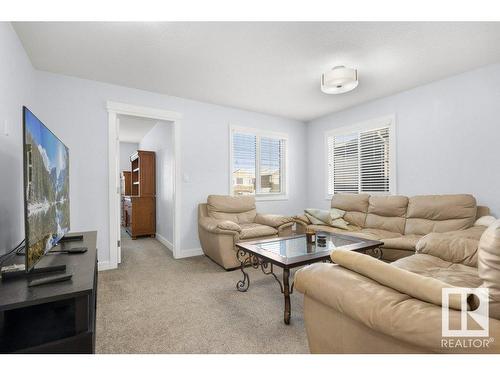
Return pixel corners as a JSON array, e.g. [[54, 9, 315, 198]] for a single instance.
[[229, 124, 289, 201], [324, 114, 397, 200]]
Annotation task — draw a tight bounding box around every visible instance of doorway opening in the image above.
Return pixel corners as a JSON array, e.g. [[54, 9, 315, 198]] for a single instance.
[[107, 102, 182, 270]]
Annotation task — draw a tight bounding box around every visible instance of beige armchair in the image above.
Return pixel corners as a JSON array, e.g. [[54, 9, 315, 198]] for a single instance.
[[198, 195, 294, 270]]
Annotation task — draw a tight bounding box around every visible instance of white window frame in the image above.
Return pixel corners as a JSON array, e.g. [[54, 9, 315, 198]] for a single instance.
[[229, 124, 288, 201], [324, 115, 397, 200]]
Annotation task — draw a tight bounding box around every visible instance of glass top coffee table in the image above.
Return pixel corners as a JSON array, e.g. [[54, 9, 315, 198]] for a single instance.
[[235, 233, 383, 324]]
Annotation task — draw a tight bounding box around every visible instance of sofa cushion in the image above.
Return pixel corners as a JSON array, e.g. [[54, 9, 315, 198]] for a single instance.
[[379, 248, 415, 262], [365, 195, 409, 234], [207, 195, 257, 224], [331, 193, 370, 227], [381, 234, 422, 251], [404, 194, 477, 235], [356, 228, 401, 240], [239, 223, 278, 240], [199, 216, 242, 233], [392, 254, 482, 288], [254, 214, 293, 228], [306, 224, 360, 235], [415, 226, 486, 267], [475, 215, 496, 227], [478, 219, 500, 319], [330, 250, 463, 310], [303, 208, 350, 229]]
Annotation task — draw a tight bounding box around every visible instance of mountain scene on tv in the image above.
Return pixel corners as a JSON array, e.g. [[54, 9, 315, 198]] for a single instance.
[[25, 109, 69, 269]]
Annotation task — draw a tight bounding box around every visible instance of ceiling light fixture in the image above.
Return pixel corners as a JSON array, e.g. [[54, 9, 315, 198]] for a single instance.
[[321, 66, 358, 94]]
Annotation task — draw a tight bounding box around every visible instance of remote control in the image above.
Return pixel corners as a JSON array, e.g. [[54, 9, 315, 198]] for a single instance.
[[65, 247, 88, 254], [28, 273, 73, 287], [49, 247, 88, 254]]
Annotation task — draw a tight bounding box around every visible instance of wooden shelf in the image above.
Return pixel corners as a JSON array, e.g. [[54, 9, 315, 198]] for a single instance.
[[122, 150, 156, 239]]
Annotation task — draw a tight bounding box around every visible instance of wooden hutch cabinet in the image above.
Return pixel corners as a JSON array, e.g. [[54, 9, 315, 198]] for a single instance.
[[122, 150, 156, 239]]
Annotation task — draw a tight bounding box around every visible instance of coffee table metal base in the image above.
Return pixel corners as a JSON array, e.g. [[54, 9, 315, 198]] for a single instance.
[[234, 233, 384, 325], [236, 248, 293, 324]]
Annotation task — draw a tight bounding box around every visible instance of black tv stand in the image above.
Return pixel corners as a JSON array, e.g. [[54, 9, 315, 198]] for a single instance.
[[0, 231, 97, 353]]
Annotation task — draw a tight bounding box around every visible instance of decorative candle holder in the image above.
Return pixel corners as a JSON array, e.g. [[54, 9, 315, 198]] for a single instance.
[[316, 232, 327, 247], [306, 228, 316, 244]]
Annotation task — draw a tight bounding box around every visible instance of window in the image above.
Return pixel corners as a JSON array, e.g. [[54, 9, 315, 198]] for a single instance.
[[325, 116, 396, 197], [230, 126, 287, 199]]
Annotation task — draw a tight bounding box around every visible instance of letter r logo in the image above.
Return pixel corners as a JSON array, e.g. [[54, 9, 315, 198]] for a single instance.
[[442, 287, 489, 337]]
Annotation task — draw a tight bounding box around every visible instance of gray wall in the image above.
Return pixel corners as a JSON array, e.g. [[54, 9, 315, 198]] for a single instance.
[[0, 23, 35, 256], [119, 142, 138, 172], [30, 70, 307, 263], [139, 122, 174, 245], [306, 63, 500, 217]]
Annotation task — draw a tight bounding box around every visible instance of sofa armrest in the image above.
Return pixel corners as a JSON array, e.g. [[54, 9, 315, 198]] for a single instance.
[[255, 213, 293, 228], [416, 226, 486, 266], [295, 263, 500, 353], [199, 217, 241, 234], [294, 214, 310, 225]]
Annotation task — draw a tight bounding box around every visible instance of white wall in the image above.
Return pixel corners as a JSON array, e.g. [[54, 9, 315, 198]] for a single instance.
[[3, 22, 498, 265], [119, 142, 138, 172], [31, 70, 307, 263], [138, 122, 174, 245], [306, 63, 500, 217], [0, 23, 36, 256]]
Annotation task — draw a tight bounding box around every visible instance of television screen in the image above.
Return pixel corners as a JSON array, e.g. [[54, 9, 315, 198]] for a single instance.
[[23, 107, 70, 271]]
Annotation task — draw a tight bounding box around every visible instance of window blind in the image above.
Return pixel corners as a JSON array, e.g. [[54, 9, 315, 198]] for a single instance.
[[260, 137, 284, 194], [327, 124, 392, 195], [232, 133, 257, 195], [231, 129, 287, 196], [360, 127, 390, 193], [327, 133, 359, 194]]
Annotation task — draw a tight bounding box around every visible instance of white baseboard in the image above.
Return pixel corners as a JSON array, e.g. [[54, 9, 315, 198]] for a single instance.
[[155, 233, 173, 252], [98, 261, 116, 271], [99, 237, 202, 269], [156, 233, 202, 258], [176, 247, 203, 259]]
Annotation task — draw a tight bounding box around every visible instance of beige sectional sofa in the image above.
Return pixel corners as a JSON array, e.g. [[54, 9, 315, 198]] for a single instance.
[[294, 218, 500, 354], [295, 193, 489, 261], [198, 195, 294, 270]]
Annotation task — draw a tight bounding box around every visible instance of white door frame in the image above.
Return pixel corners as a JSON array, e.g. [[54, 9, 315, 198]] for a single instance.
[[106, 101, 182, 269]]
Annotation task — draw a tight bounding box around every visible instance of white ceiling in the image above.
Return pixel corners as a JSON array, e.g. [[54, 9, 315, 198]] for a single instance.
[[13, 22, 500, 121], [118, 114, 158, 143]]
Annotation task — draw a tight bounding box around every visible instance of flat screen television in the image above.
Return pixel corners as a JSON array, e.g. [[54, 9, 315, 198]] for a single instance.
[[23, 107, 70, 271]]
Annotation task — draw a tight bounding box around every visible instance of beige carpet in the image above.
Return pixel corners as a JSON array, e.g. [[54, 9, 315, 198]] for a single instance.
[[96, 231, 309, 353]]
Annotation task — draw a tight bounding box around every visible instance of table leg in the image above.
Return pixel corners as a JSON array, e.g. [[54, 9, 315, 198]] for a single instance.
[[236, 249, 250, 292], [371, 247, 383, 260], [283, 268, 291, 324]]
